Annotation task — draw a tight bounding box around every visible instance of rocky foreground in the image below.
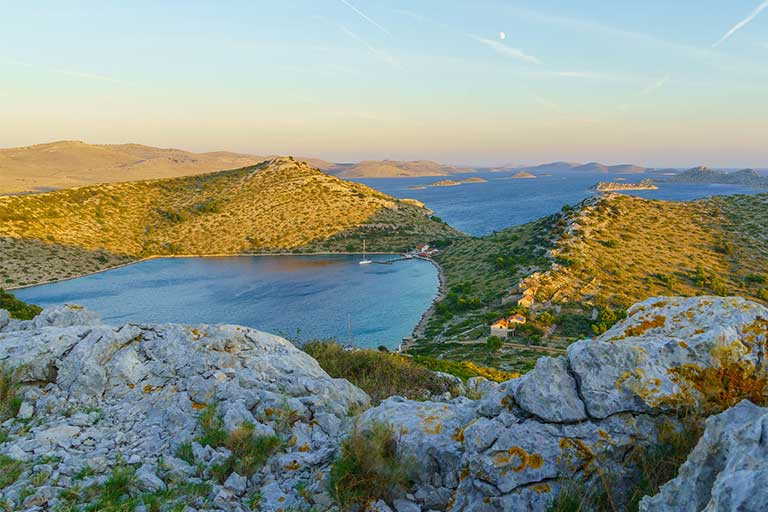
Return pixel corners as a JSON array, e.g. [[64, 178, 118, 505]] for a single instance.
[[1, 296, 767, 511]]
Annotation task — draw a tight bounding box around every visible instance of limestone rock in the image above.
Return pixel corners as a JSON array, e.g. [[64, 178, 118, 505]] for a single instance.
[[2, 296, 767, 511], [640, 400, 768, 512], [513, 356, 586, 422], [568, 296, 768, 418]]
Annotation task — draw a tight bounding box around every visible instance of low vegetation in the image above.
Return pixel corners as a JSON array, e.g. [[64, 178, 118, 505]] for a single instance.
[[536, 194, 768, 309], [0, 365, 21, 422], [195, 403, 282, 482], [303, 341, 517, 402], [329, 421, 415, 511], [303, 341, 454, 402], [414, 193, 768, 373], [0, 157, 462, 287], [0, 288, 41, 320], [0, 454, 23, 490], [56, 460, 212, 511]]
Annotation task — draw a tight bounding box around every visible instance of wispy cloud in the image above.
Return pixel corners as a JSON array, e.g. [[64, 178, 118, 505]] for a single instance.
[[1, 57, 122, 84], [339, 0, 391, 36], [713, 1, 768, 47], [473, 36, 540, 64], [641, 74, 671, 95], [339, 25, 399, 67]]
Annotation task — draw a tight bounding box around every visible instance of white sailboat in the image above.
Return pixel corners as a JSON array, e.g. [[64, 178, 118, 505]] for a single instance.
[[359, 239, 372, 265]]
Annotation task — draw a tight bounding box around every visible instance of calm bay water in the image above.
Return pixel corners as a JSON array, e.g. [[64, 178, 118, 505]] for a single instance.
[[14, 255, 438, 349], [14, 172, 762, 347]]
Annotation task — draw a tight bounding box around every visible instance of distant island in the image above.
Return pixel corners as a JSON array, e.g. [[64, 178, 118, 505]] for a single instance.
[[423, 177, 488, 188], [510, 171, 536, 179], [493, 161, 650, 174], [591, 179, 658, 192], [666, 166, 768, 189], [329, 160, 472, 178]]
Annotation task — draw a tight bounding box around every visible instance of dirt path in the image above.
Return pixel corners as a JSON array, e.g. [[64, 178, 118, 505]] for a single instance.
[[453, 338, 567, 355]]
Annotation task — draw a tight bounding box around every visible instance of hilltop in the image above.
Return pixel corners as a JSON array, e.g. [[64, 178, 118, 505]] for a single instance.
[[666, 166, 768, 188], [330, 160, 472, 178], [411, 192, 768, 370], [0, 141, 339, 195], [0, 157, 462, 288]]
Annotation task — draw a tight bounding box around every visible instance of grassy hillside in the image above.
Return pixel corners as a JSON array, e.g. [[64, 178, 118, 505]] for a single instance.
[[0, 157, 462, 288], [535, 193, 768, 307], [412, 193, 768, 369], [0, 141, 336, 195]]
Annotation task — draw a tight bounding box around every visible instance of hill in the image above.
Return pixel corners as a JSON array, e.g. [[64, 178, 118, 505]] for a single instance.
[[667, 166, 768, 188], [511, 161, 649, 174], [0, 141, 338, 195], [574, 162, 648, 174], [0, 157, 463, 288], [330, 160, 471, 178], [411, 192, 768, 370]]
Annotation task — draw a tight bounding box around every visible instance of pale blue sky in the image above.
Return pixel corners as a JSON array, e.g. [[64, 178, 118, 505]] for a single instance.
[[1, 1, 766, 167]]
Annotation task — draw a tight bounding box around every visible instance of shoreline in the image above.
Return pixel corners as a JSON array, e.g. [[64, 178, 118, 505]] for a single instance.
[[411, 257, 445, 340], [6, 250, 404, 291]]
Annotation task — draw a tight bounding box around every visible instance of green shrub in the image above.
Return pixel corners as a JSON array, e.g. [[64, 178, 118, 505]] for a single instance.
[[590, 307, 627, 336], [196, 403, 227, 448], [303, 341, 452, 403], [655, 273, 677, 287], [486, 335, 503, 353], [175, 442, 195, 465], [744, 274, 767, 285], [221, 423, 281, 479], [0, 289, 42, 320], [0, 455, 23, 490], [0, 365, 21, 422], [329, 422, 414, 511], [196, 404, 281, 482]]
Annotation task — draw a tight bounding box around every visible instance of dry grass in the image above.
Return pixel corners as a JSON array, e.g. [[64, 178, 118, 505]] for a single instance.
[[536, 193, 768, 308], [302, 341, 455, 403], [329, 421, 415, 511], [0, 157, 461, 287]]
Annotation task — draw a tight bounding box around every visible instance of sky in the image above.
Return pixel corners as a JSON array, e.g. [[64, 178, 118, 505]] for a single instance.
[[1, 0, 767, 167]]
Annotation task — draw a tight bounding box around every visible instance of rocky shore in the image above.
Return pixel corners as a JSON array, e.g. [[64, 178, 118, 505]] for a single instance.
[[1, 295, 767, 511], [591, 179, 658, 192]]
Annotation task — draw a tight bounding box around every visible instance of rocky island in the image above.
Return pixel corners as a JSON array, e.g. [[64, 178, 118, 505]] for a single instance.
[[591, 179, 658, 192], [422, 177, 488, 188], [510, 171, 536, 179]]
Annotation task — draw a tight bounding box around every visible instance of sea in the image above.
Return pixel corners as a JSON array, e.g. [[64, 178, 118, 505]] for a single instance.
[[14, 171, 761, 348]]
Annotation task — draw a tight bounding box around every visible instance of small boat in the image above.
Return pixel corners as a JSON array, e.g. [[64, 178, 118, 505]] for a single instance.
[[359, 239, 372, 265]]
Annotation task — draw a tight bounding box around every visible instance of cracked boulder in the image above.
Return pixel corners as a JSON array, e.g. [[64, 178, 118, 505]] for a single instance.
[[640, 400, 768, 512], [358, 295, 768, 511]]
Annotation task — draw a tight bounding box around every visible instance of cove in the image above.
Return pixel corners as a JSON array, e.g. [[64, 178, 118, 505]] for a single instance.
[[13, 255, 439, 349]]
